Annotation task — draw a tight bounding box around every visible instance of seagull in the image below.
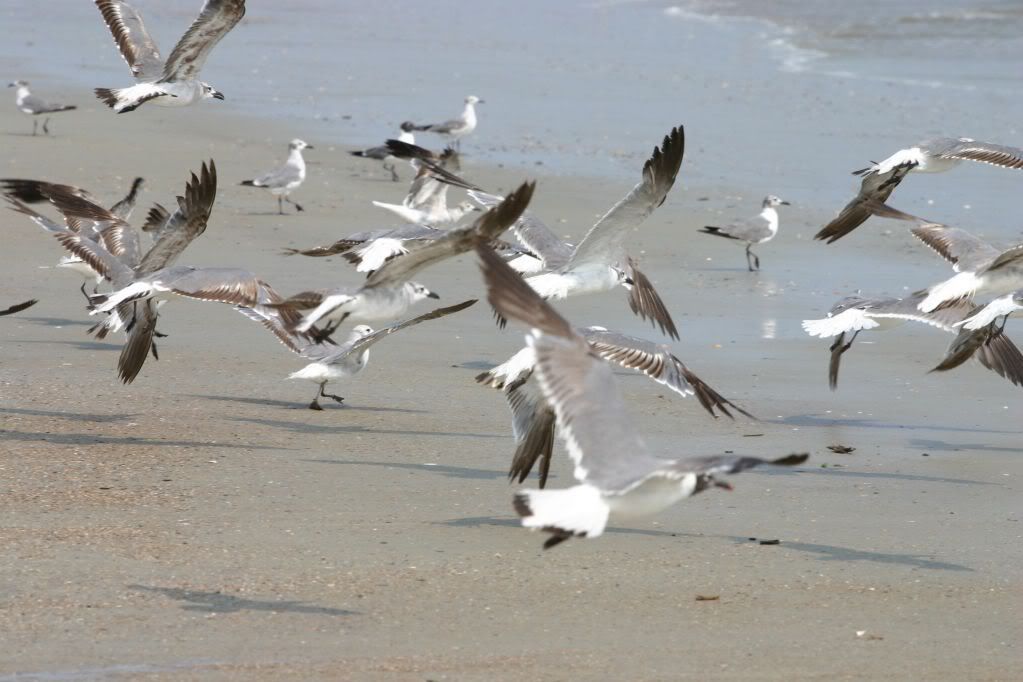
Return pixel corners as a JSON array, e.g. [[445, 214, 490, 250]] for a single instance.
[[371, 143, 478, 225], [802, 292, 1023, 389], [477, 326, 752, 487], [699, 195, 790, 271], [955, 291, 1023, 331], [93, 0, 245, 113], [7, 81, 76, 135], [240, 299, 476, 409], [109, 177, 145, 220], [349, 122, 417, 181], [814, 163, 927, 244], [462, 127, 685, 339], [0, 299, 38, 316], [272, 181, 535, 340], [240, 139, 312, 214], [477, 245, 806, 549], [911, 224, 1023, 313], [412, 95, 482, 149]]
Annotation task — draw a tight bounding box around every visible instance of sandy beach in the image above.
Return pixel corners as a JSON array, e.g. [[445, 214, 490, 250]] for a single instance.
[[1, 81, 1020, 681]]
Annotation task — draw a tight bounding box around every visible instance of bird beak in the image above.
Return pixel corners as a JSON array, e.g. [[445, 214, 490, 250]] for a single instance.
[[713, 480, 734, 491], [304, 144, 314, 149], [477, 99, 485, 104], [781, 201, 791, 206], [212, 90, 225, 100], [427, 291, 441, 299], [623, 276, 635, 286]]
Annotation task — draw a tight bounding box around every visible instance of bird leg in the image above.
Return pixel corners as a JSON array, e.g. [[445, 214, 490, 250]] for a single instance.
[[79, 281, 91, 303], [308, 384, 323, 411], [998, 315, 1010, 333], [385, 162, 399, 182], [32, 119, 38, 136], [745, 244, 760, 272], [277, 196, 284, 215], [319, 382, 345, 404], [43, 117, 51, 134], [285, 196, 304, 212], [150, 341, 159, 361]]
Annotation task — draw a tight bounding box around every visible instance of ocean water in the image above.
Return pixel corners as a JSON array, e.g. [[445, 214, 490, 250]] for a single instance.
[[2, 0, 1021, 230]]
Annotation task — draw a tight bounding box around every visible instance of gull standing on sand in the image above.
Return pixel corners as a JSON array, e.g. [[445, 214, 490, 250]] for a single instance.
[[93, 0, 245, 113], [350, 122, 417, 181], [477, 326, 751, 488], [240, 139, 313, 214], [273, 182, 535, 340], [816, 137, 1023, 244], [240, 300, 476, 409], [910, 224, 1023, 313], [802, 292, 1023, 389], [477, 245, 807, 549], [699, 195, 790, 271], [7, 80, 76, 135], [412, 96, 482, 149]]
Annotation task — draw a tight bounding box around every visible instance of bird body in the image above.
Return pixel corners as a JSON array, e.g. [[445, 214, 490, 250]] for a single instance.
[[240, 139, 312, 213], [8, 80, 76, 135]]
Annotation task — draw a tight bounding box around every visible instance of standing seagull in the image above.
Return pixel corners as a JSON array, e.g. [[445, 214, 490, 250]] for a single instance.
[[240, 139, 313, 214], [241, 300, 476, 409], [8, 81, 76, 136], [350, 122, 416, 181], [93, 0, 245, 113], [412, 96, 482, 149], [700, 195, 790, 271], [477, 245, 806, 549]]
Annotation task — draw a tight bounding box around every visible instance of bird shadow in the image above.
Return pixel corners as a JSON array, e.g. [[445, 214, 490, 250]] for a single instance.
[[453, 360, 498, 371], [440, 515, 694, 539], [907, 438, 1022, 454], [228, 415, 503, 440], [772, 414, 1021, 435], [782, 467, 995, 486], [0, 428, 280, 450], [128, 585, 357, 616], [728, 537, 973, 572], [20, 316, 93, 327], [189, 394, 426, 414], [304, 459, 511, 480], [11, 338, 120, 351], [0, 406, 137, 422]]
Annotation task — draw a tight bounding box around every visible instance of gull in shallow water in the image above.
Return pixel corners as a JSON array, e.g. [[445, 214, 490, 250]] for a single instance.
[[802, 292, 1023, 389], [93, 0, 245, 113], [816, 137, 1023, 244], [462, 126, 685, 339], [272, 181, 535, 340], [240, 299, 476, 409], [477, 245, 806, 549], [477, 326, 751, 488], [240, 139, 313, 214], [910, 224, 1023, 313], [412, 95, 482, 149], [699, 195, 790, 271], [7, 80, 76, 135], [349, 122, 417, 181]]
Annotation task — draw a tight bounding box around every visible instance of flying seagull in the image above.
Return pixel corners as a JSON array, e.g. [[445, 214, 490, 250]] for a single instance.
[[240, 299, 476, 409], [371, 143, 477, 225], [439, 127, 684, 339], [954, 290, 1023, 331], [7, 80, 76, 135], [272, 181, 535, 340], [240, 139, 312, 214], [911, 224, 1023, 313], [477, 245, 807, 549], [93, 0, 245, 113], [802, 292, 1023, 389], [477, 326, 751, 487], [350, 122, 417, 181], [699, 195, 790, 271], [411, 95, 482, 149]]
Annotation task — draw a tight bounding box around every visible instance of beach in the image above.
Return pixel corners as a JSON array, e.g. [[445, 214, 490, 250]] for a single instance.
[[2, 1, 1022, 680]]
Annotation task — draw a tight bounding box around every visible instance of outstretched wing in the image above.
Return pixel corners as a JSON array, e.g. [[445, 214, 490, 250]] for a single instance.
[[625, 260, 679, 340], [162, 0, 246, 82], [94, 0, 164, 80], [910, 224, 1001, 273], [567, 125, 684, 268], [469, 189, 572, 270], [932, 138, 1023, 171], [137, 161, 217, 274], [814, 162, 917, 244]]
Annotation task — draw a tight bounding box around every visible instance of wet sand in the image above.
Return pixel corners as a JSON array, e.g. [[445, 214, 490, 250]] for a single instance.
[[1, 93, 1021, 681]]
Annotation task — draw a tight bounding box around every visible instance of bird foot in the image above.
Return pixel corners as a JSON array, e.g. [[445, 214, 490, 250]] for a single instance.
[[308, 400, 323, 411]]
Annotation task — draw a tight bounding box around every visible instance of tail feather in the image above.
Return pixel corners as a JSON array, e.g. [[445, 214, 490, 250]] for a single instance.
[[94, 88, 119, 109], [699, 226, 739, 239], [513, 484, 609, 549], [239, 180, 259, 187], [918, 272, 980, 313]]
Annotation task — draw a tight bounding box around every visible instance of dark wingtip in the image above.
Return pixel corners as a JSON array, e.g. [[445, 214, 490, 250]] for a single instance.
[[512, 492, 532, 518], [772, 453, 809, 466], [94, 88, 117, 108]]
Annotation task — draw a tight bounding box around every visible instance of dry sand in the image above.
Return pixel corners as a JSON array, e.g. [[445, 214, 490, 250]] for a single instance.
[[1, 92, 1020, 681]]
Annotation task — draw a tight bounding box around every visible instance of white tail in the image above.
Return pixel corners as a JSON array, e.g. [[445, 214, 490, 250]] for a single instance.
[[91, 281, 151, 315], [351, 238, 407, 273], [919, 272, 980, 313], [514, 484, 610, 539]]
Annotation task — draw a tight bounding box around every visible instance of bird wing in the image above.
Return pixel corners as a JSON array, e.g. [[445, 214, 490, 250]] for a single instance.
[[505, 380, 558, 488], [137, 161, 217, 275], [94, 0, 164, 80], [161, 267, 263, 306], [624, 259, 679, 340], [363, 181, 534, 290], [117, 300, 157, 383], [814, 162, 917, 243], [250, 161, 301, 189], [663, 453, 809, 482], [910, 224, 1000, 272], [932, 138, 1023, 171], [161, 0, 245, 82], [567, 125, 684, 269], [469, 189, 572, 270]]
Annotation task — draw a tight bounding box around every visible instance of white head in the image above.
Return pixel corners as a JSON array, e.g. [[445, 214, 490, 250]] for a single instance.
[[348, 324, 374, 341], [405, 281, 440, 301], [200, 82, 225, 101], [762, 195, 790, 208], [289, 139, 313, 151], [452, 200, 480, 220], [8, 79, 28, 90], [465, 95, 483, 105]]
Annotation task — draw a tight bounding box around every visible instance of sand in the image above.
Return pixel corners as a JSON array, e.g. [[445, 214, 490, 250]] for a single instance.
[[0, 91, 1021, 681]]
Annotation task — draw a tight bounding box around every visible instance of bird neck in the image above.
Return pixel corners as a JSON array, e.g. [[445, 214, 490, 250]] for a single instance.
[[288, 147, 306, 169], [462, 102, 477, 126], [398, 130, 415, 144], [759, 207, 779, 233], [14, 85, 30, 102]]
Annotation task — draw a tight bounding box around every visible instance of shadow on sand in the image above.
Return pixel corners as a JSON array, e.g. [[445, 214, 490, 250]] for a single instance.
[[128, 585, 357, 616]]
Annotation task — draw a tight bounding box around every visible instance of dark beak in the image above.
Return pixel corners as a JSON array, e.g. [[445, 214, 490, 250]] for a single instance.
[[713, 480, 734, 491], [623, 277, 635, 286], [305, 144, 314, 149], [427, 291, 440, 299], [212, 91, 225, 100], [781, 201, 791, 206]]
